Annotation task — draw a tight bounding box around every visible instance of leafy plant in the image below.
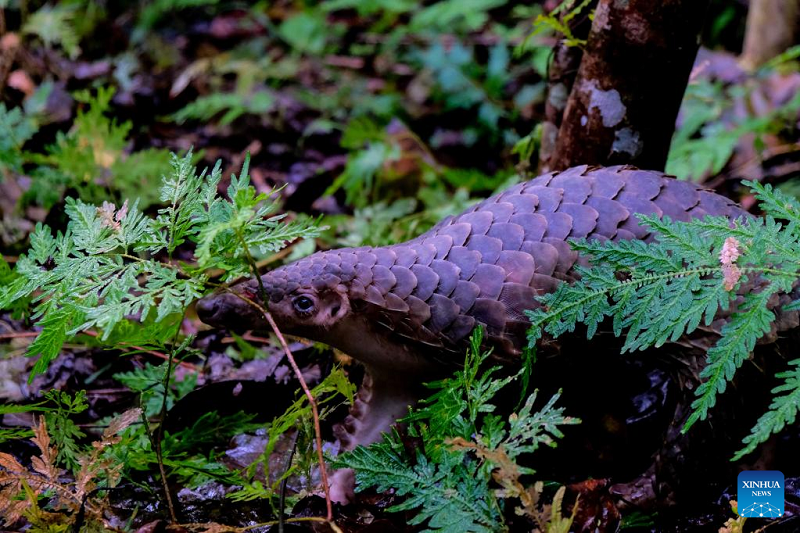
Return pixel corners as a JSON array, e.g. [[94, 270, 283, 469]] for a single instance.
[[278, 11, 331, 55], [228, 368, 355, 507], [0, 411, 140, 530], [527, 181, 800, 459], [0, 390, 90, 471], [41, 389, 90, 471], [22, 86, 172, 208], [0, 149, 336, 525], [325, 117, 404, 208], [416, 41, 510, 133], [0, 103, 36, 175], [171, 91, 275, 126], [0, 150, 322, 377], [524, 0, 594, 48], [409, 0, 507, 34], [114, 361, 197, 417], [22, 3, 82, 59], [105, 408, 262, 488], [667, 76, 800, 181], [137, 0, 220, 31], [335, 328, 580, 532]]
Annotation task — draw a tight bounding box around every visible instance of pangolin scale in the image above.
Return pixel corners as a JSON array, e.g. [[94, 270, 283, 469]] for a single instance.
[[197, 165, 799, 502]]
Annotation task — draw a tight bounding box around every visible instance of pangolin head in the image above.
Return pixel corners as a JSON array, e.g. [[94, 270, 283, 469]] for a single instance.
[[196, 250, 352, 338]]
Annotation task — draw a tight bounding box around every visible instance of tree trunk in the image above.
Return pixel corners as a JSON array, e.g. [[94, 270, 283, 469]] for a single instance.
[[740, 0, 799, 70], [538, 40, 583, 174], [537, 5, 594, 174], [549, 0, 711, 172]]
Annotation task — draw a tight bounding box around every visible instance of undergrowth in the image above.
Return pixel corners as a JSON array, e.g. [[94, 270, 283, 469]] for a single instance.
[[1, 85, 173, 209], [0, 151, 347, 530], [527, 180, 800, 460], [335, 328, 581, 533], [667, 45, 800, 181]]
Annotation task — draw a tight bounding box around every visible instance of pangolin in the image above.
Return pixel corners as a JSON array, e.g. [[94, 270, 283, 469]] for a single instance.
[[196, 165, 798, 502]]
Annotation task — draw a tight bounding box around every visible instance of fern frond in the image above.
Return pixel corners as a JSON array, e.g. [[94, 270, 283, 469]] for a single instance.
[[527, 181, 800, 458], [7, 151, 320, 378], [22, 4, 81, 58], [171, 92, 274, 125], [685, 291, 775, 430], [746, 180, 800, 237], [0, 104, 36, 173], [337, 330, 578, 530], [734, 358, 800, 460]]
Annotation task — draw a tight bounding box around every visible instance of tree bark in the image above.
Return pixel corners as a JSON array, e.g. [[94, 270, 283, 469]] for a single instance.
[[549, 0, 711, 172], [537, 3, 595, 173], [740, 0, 799, 70], [538, 40, 585, 173]]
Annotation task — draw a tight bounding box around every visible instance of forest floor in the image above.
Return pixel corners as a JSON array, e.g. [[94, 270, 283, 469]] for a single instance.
[[2, 1, 800, 532]]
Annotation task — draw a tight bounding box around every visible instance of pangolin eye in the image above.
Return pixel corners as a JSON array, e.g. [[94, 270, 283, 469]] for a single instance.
[[292, 295, 315, 314]]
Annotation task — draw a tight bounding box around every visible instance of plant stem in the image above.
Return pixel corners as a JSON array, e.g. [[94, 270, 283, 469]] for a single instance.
[[153, 344, 178, 523], [137, 396, 176, 522]]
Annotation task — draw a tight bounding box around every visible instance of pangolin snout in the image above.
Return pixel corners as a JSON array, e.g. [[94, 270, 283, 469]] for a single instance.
[[196, 292, 260, 330], [195, 294, 222, 326]]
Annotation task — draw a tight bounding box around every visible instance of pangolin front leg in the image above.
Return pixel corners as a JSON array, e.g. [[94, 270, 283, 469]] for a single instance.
[[329, 369, 426, 503], [196, 165, 798, 503]]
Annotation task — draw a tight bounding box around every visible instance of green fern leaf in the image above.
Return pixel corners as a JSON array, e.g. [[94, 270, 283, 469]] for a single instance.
[[26, 309, 72, 378], [734, 359, 800, 460]]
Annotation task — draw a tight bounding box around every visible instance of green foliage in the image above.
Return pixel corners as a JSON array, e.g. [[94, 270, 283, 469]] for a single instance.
[[0, 409, 141, 531], [0, 257, 28, 319], [416, 41, 509, 132], [1, 150, 321, 378], [527, 181, 800, 458], [409, 0, 507, 33], [108, 408, 261, 487], [0, 390, 92, 473], [1, 145, 337, 512], [336, 329, 580, 532], [279, 11, 330, 55], [195, 157, 324, 280], [228, 368, 355, 506], [0, 103, 36, 175], [22, 3, 82, 59], [528, 0, 593, 48], [21, 87, 172, 208], [40, 390, 89, 472], [667, 79, 800, 181], [325, 116, 513, 237], [261, 0, 541, 151], [734, 359, 800, 461], [137, 0, 220, 31], [0, 402, 42, 443], [171, 91, 275, 125], [114, 361, 197, 417], [324, 117, 399, 207]]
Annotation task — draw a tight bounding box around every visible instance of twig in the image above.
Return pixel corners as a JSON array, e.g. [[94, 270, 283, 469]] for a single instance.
[[178, 516, 344, 532], [0, 329, 198, 371], [81, 330, 198, 371], [154, 352, 178, 523], [0, 331, 39, 339]]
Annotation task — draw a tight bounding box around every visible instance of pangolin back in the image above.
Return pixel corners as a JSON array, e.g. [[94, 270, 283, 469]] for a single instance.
[[260, 165, 796, 363]]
